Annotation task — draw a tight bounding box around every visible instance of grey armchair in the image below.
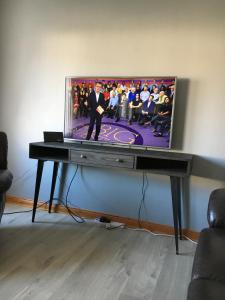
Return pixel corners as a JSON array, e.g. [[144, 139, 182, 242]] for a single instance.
[[0, 132, 13, 222], [187, 188, 225, 299]]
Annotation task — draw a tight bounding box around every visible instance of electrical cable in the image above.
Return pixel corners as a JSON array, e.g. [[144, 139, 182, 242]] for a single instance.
[[46, 164, 85, 223], [61, 201, 85, 224], [3, 200, 50, 215], [5, 165, 197, 244], [182, 235, 198, 245], [138, 171, 148, 228], [4, 164, 84, 224], [125, 227, 198, 244], [65, 165, 79, 206], [135, 172, 198, 244], [62, 165, 85, 223]]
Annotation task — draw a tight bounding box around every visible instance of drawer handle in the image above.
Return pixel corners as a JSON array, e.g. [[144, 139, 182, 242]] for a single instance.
[[80, 154, 87, 159], [115, 158, 123, 163]]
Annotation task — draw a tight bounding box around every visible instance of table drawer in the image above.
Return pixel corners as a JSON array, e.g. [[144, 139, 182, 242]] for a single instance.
[[70, 150, 134, 169]]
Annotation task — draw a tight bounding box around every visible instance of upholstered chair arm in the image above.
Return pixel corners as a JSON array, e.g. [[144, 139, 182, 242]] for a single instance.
[[208, 189, 225, 228], [0, 132, 8, 169]]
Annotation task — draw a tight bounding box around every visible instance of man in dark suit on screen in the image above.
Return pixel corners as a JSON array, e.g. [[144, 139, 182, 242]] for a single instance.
[[86, 82, 106, 141]]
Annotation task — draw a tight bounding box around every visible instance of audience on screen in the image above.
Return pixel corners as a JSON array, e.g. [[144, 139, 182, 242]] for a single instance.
[[138, 95, 155, 126], [70, 79, 174, 137], [151, 96, 172, 137], [128, 93, 143, 125]]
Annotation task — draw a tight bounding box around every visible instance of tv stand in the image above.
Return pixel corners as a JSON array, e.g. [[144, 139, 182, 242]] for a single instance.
[[29, 142, 193, 254]]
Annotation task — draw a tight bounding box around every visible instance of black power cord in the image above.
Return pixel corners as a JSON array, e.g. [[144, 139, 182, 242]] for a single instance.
[[3, 200, 50, 215], [138, 172, 148, 228], [51, 196, 85, 224], [56, 164, 85, 223], [4, 164, 85, 224], [107, 172, 149, 231]]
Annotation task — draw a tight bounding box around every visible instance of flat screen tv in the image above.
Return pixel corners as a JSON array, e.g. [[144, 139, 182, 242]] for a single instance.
[[64, 77, 176, 149]]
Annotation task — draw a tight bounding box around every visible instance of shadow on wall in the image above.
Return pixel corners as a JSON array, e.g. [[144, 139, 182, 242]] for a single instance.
[[182, 177, 190, 229], [182, 157, 225, 229], [171, 78, 190, 150], [192, 156, 225, 182], [170, 79, 225, 181]]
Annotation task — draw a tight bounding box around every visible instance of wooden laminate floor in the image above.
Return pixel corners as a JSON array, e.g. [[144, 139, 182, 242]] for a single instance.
[[0, 204, 196, 300]]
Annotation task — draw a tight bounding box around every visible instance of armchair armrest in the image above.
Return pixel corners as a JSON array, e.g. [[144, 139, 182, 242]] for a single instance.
[[0, 170, 13, 193], [207, 189, 225, 228], [0, 132, 8, 169]]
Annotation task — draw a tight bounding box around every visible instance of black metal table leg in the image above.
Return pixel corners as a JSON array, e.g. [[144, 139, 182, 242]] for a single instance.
[[176, 177, 183, 240], [32, 160, 44, 222], [48, 162, 59, 213], [170, 176, 179, 255]]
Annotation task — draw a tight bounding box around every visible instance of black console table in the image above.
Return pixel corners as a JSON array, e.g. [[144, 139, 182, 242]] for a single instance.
[[29, 141, 193, 254]]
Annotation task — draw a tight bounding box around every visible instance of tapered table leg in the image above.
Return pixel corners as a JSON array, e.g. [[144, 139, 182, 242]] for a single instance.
[[48, 162, 59, 213], [170, 176, 180, 255], [32, 160, 44, 222], [176, 177, 183, 240]]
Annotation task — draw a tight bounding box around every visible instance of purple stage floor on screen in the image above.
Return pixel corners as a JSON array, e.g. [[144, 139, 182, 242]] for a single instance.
[[70, 116, 170, 148]]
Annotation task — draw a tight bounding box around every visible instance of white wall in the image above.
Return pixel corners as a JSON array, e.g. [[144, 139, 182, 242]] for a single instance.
[[1, 0, 225, 231]]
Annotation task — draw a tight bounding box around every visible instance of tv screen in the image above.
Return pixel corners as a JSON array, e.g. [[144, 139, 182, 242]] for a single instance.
[[64, 77, 176, 149]]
